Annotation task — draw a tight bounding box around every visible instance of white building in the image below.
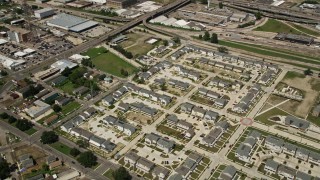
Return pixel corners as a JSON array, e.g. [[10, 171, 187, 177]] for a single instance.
[[34, 8, 55, 19]]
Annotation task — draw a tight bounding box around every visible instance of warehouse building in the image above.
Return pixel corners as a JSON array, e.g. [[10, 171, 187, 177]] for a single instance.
[[7, 27, 31, 43], [274, 33, 314, 45], [25, 100, 52, 118], [106, 0, 137, 9], [47, 13, 98, 32], [34, 8, 55, 19]]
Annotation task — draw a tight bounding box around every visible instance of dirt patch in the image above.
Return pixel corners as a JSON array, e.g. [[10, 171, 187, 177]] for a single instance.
[[126, 112, 153, 125], [267, 94, 288, 105], [282, 76, 319, 118], [260, 103, 274, 113], [277, 100, 303, 118], [65, 36, 84, 45]]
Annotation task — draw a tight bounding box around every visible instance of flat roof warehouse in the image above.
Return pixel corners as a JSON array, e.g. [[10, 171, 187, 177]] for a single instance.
[[47, 13, 99, 32]]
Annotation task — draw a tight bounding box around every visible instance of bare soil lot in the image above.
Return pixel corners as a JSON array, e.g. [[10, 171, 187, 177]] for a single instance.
[[281, 74, 320, 118]]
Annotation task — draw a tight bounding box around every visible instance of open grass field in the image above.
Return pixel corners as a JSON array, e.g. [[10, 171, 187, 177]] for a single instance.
[[254, 19, 301, 34], [255, 107, 289, 125], [83, 47, 107, 58], [283, 71, 306, 80], [289, 23, 320, 37], [59, 80, 77, 95], [91, 51, 138, 77], [127, 43, 155, 57], [62, 101, 81, 115], [83, 47, 138, 77], [218, 40, 320, 71], [119, 33, 145, 48], [50, 141, 72, 156]]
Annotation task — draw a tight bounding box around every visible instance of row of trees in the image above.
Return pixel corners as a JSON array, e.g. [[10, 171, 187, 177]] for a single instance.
[[111, 45, 133, 59], [0, 113, 33, 131], [199, 31, 218, 44]]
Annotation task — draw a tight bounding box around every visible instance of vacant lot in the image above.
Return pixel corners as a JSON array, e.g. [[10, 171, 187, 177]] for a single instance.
[[119, 32, 161, 57], [289, 23, 320, 37], [282, 72, 320, 118], [83, 47, 138, 77], [254, 19, 301, 34]]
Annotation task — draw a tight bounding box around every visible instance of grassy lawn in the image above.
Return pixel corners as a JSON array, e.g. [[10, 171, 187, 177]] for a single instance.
[[61, 101, 81, 115], [91, 51, 138, 77], [289, 23, 320, 36], [283, 71, 305, 80], [156, 124, 184, 139], [50, 141, 72, 156], [119, 33, 144, 48], [127, 43, 155, 57], [255, 107, 289, 126], [24, 128, 37, 135], [59, 80, 77, 95], [307, 115, 320, 127], [254, 19, 301, 34], [83, 47, 108, 58], [218, 40, 320, 69]]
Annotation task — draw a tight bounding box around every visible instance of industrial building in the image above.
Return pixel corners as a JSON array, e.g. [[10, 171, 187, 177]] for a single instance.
[[85, 0, 106, 3], [25, 100, 52, 118], [7, 27, 31, 43], [51, 59, 78, 72], [0, 54, 26, 70], [274, 33, 314, 45], [47, 13, 99, 32], [106, 0, 137, 9], [34, 8, 55, 19]]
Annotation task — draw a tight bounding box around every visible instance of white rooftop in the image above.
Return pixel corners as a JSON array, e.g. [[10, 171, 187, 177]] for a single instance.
[[0, 39, 8, 45], [51, 59, 77, 72]]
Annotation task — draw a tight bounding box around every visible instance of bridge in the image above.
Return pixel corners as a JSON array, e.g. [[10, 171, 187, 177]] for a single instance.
[[18, 0, 190, 77]]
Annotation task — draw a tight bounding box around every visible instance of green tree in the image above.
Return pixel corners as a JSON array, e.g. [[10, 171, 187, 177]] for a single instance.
[[52, 105, 62, 112], [218, 47, 229, 53], [77, 151, 97, 168], [255, 12, 262, 20], [304, 68, 313, 76], [201, 0, 207, 4], [61, 67, 72, 77], [219, 2, 223, 9], [41, 131, 59, 144], [70, 148, 81, 157], [0, 112, 9, 119], [0, 158, 10, 179], [113, 167, 132, 180], [76, 139, 89, 148], [8, 116, 17, 124], [172, 36, 180, 44], [15, 120, 33, 131], [198, 34, 203, 39], [0, 70, 8, 76], [98, 74, 107, 81], [160, 83, 167, 91], [163, 40, 168, 46], [203, 31, 210, 41], [120, 69, 129, 77], [210, 33, 218, 43], [42, 164, 49, 171]]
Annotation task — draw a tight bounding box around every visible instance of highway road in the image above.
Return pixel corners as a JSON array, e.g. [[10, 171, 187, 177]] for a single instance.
[[9, 0, 189, 82], [0, 0, 192, 179]]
